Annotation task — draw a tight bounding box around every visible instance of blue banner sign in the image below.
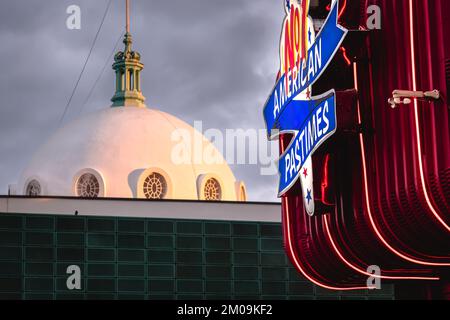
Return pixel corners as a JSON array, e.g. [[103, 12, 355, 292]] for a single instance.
[[277, 90, 337, 195], [262, 0, 347, 214], [264, 1, 347, 137]]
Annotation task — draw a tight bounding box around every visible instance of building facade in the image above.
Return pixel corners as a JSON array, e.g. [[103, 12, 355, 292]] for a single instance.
[[0, 197, 394, 300]]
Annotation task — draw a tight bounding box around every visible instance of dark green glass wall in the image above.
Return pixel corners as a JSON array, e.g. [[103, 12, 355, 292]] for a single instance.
[[0, 213, 395, 300]]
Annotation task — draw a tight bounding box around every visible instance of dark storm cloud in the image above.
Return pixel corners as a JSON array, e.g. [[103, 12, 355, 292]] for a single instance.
[[0, 0, 284, 201]]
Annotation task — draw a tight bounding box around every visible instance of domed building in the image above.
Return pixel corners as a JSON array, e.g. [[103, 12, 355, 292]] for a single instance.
[[16, 19, 246, 202]]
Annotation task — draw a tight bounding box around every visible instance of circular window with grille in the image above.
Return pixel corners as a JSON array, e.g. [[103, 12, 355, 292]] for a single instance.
[[26, 180, 41, 196], [203, 178, 222, 201], [76, 173, 100, 198], [143, 172, 167, 199]]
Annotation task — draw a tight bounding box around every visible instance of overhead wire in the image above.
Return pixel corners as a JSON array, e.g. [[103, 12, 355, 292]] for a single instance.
[[78, 30, 124, 116], [58, 0, 113, 127]]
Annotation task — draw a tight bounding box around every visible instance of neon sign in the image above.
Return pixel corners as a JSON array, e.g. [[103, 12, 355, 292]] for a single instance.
[[263, 0, 347, 215]]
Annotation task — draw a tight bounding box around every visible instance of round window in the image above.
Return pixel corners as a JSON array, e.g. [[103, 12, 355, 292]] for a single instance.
[[143, 172, 167, 199], [204, 178, 222, 201], [26, 180, 41, 196], [76, 173, 100, 198]]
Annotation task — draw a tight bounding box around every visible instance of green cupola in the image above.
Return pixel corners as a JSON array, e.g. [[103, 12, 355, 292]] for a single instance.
[[111, 0, 146, 108]]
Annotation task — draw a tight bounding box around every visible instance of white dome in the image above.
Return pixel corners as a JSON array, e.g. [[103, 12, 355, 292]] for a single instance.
[[18, 107, 246, 201]]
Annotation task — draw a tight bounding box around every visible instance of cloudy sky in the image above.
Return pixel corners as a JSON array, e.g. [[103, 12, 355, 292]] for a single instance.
[[0, 0, 285, 202]]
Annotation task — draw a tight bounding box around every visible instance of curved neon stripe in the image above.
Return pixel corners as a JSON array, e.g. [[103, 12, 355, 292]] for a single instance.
[[354, 61, 450, 266], [408, 0, 450, 232], [326, 0, 347, 17], [283, 199, 371, 291], [323, 216, 440, 281], [280, 136, 369, 291], [340, 47, 351, 66]]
